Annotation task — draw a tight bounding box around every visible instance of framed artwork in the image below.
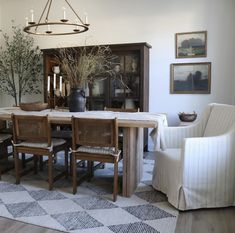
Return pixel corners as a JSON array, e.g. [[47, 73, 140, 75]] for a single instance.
[[175, 31, 207, 58], [170, 62, 211, 94]]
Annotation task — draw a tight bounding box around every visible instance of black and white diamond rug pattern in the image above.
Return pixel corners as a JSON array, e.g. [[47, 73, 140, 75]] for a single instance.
[[0, 154, 178, 233]]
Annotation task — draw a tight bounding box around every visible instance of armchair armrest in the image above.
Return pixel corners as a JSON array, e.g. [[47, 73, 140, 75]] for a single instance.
[[164, 121, 204, 148], [164, 103, 213, 148], [181, 131, 235, 192]]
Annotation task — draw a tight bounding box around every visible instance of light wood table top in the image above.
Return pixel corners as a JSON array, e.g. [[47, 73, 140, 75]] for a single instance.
[[0, 107, 166, 128]]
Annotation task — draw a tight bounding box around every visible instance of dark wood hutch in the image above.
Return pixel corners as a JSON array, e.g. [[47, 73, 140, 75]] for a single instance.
[[42, 42, 151, 150]]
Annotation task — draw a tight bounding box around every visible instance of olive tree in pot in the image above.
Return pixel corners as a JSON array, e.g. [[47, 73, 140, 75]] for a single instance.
[[58, 45, 116, 112], [0, 25, 42, 106]]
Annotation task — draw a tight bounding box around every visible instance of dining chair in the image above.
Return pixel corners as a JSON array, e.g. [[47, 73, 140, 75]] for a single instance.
[[71, 117, 121, 201], [0, 120, 13, 178], [11, 114, 69, 190], [0, 135, 12, 179]]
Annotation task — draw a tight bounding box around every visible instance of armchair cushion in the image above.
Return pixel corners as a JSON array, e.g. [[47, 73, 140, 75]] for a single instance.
[[13, 138, 66, 150], [75, 146, 121, 157]]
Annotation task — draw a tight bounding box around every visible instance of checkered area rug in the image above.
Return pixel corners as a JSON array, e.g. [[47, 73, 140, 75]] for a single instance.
[[0, 153, 178, 233]]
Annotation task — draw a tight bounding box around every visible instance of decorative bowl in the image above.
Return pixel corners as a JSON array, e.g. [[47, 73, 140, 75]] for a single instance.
[[19, 102, 49, 111], [178, 112, 197, 122]]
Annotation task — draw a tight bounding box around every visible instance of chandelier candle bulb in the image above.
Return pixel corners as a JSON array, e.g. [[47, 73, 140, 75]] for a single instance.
[[74, 19, 79, 31], [25, 17, 29, 26], [62, 7, 66, 20], [53, 74, 56, 90], [46, 24, 52, 33], [47, 76, 50, 92], [84, 12, 88, 24], [59, 76, 62, 93], [30, 9, 34, 22]]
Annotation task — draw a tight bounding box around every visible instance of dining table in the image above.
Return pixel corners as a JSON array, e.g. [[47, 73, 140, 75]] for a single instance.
[[0, 107, 167, 197]]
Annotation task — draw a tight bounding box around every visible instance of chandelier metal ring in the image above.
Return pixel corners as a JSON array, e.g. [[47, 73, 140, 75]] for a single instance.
[[24, 22, 89, 36]]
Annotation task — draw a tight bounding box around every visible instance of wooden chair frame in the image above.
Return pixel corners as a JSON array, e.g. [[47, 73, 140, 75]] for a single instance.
[[12, 114, 69, 190], [0, 120, 13, 178], [71, 117, 121, 201], [0, 136, 12, 179]]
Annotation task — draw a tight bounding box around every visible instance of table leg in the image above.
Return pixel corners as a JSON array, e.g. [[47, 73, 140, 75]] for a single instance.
[[122, 127, 143, 197]]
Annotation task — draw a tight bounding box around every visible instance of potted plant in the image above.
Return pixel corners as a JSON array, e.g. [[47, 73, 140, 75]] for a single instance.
[[0, 25, 42, 106], [58, 45, 116, 112]]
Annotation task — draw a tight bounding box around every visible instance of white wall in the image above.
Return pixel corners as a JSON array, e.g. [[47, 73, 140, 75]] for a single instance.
[[233, 72, 235, 105], [0, 0, 235, 124], [0, 2, 2, 55], [233, 52, 235, 105], [0, 3, 2, 31]]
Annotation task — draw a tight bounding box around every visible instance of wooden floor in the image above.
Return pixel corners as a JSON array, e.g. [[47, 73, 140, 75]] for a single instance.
[[0, 216, 63, 233], [175, 207, 235, 233], [0, 207, 234, 233]]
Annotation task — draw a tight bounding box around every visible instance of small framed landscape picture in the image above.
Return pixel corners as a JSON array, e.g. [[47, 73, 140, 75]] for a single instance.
[[170, 62, 211, 94], [175, 31, 207, 58]]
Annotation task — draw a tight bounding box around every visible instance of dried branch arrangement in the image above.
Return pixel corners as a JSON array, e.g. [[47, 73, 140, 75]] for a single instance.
[[57, 45, 117, 89]]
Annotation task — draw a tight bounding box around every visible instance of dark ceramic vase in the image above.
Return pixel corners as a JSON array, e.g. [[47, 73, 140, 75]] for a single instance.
[[68, 88, 86, 112]]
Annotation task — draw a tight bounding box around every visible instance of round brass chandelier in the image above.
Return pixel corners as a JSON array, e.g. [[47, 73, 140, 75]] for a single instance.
[[23, 0, 90, 36]]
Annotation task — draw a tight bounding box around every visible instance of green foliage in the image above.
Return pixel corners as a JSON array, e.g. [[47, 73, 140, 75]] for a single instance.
[[0, 25, 42, 105]]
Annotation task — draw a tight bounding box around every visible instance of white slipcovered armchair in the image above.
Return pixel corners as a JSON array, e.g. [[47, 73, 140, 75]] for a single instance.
[[152, 103, 235, 210]]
